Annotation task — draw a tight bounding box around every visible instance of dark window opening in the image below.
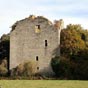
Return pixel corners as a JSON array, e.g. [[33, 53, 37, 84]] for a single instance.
[[37, 67, 39, 70], [36, 25, 40, 29], [36, 56, 38, 61], [45, 40, 48, 47]]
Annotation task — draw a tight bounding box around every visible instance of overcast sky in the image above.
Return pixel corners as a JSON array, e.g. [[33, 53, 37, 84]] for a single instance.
[[0, 0, 88, 37]]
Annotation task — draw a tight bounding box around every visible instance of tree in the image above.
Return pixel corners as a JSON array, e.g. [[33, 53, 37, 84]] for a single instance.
[[51, 24, 88, 79], [61, 24, 86, 56], [0, 34, 10, 76]]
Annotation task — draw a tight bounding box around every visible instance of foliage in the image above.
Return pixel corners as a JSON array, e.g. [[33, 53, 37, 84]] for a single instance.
[[51, 56, 72, 79], [11, 61, 37, 77], [51, 56, 60, 76], [51, 55, 88, 80], [61, 24, 86, 56], [1, 34, 10, 41], [0, 34, 10, 60], [0, 34, 10, 76], [0, 65, 8, 76], [52, 25, 88, 79]]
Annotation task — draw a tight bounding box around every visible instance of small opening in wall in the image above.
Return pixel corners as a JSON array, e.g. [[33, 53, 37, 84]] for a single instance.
[[45, 40, 48, 47], [36, 25, 40, 29], [37, 67, 39, 70], [36, 56, 38, 61], [35, 25, 41, 33]]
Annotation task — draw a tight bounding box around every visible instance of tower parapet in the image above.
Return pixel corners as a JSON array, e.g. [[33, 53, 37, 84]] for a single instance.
[[54, 19, 64, 30]]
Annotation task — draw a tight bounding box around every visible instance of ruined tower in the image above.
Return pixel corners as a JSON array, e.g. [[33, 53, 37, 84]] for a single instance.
[[54, 19, 64, 56], [10, 15, 64, 76]]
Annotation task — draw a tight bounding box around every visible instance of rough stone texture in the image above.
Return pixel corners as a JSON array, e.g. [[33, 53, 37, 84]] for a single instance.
[[10, 15, 64, 76]]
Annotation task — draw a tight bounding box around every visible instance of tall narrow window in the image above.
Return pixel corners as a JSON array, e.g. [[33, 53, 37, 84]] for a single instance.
[[45, 40, 48, 47], [36, 56, 38, 61], [35, 25, 41, 33]]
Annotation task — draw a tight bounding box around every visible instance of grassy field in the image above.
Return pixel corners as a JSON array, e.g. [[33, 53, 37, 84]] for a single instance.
[[0, 80, 88, 88]]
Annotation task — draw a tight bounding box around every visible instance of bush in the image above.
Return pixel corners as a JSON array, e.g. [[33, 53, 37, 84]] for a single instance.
[[1, 59, 7, 68], [51, 56, 72, 79], [51, 55, 88, 80], [11, 61, 37, 77], [0, 65, 8, 76]]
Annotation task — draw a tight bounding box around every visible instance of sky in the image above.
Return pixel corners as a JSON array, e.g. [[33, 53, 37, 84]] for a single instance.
[[0, 0, 88, 37]]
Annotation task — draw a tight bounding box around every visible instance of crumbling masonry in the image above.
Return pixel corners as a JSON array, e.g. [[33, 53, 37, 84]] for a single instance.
[[10, 15, 64, 76]]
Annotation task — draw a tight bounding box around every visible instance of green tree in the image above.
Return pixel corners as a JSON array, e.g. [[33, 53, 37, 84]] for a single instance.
[[61, 24, 86, 56], [0, 34, 10, 76]]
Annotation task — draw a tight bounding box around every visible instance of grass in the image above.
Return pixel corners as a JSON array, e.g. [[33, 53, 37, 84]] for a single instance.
[[0, 80, 88, 88]]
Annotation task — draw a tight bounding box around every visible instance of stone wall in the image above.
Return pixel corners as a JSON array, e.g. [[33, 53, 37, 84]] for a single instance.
[[10, 16, 62, 76]]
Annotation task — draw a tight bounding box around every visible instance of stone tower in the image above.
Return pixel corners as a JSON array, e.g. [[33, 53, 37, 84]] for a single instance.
[[10, 15, 64, 76], [54, 19, 64, 56]]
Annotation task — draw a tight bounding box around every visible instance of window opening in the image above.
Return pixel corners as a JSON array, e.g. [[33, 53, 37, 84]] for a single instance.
[[36, 25, 40, 29], [36, 56, 38, 61], [37, 67, 39, 70], [35, 25, 41, 33], [45, 40, 48, 47]]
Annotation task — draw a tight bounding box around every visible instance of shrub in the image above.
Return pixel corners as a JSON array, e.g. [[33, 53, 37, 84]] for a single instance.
[[51, 55, 88, 80], [1, 59, 7, 68], [51, 56, 75, 79], [11, 61, 37, 77], [0, 65, 8, 76]]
